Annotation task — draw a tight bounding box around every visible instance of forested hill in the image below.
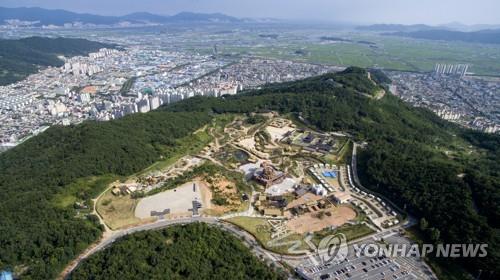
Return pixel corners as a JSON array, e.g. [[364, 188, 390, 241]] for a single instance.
[[0, 67, 498, 278], [166, 67, 499, 277], [0, 36, 116, 85], [167, 67, 452, 142], [0, 112, 212, 279], [69, 223, 285, 279]]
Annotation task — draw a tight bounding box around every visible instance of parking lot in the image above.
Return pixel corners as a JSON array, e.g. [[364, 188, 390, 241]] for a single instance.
[[296, 234, 436, 280]]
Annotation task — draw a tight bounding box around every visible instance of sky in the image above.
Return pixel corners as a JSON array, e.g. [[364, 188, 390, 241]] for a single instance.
[[1, 0, 500, 25]]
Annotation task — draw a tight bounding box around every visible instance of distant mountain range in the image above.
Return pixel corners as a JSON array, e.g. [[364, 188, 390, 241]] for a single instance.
[[0, 7, 243, 26], [357, 23, 500, 33], [356, 23, 500, 45], [438, 22, 500, 32], [385, 29, 500, 45], [356, 24, 442, 32]]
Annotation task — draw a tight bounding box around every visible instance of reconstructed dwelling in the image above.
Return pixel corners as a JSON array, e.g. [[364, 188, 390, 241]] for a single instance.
[[253, 162, 287, 187]]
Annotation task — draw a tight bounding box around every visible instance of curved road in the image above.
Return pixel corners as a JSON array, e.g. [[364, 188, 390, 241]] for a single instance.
[[60, 217, 291, 279], [61, 141, 429, 279]]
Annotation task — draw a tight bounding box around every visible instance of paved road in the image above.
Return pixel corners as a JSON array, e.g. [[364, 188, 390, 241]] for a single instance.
[[61, 217, 215, 279], [95, 217, 218, 253], [350, 143, 435, 279], [61, 141, 427, 279], [61, 216, 288, 279]]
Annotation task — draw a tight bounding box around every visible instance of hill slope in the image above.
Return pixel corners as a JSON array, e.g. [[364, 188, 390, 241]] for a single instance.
[[0, 7, 118, 26], [0, 67, 498, 278], [166, 67, 499, 277], [69, 223, 284, 279], [0, 36, 115, 85], [0, 6, 242, 26], [356, 24, 439, 32], [0, 112, 211, 279]]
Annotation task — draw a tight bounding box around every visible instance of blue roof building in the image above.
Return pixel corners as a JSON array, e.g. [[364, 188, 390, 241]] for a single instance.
[[0, 271, 13, 280]]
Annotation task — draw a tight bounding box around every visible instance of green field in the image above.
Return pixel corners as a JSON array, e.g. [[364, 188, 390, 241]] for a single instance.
[[312, 223, 375, 244], [134, 128, 212, 176], [52, 175, 119, 209], [223, 33, 500, 76], [227, 216, 309, 255], [96, 189, 155, 230]]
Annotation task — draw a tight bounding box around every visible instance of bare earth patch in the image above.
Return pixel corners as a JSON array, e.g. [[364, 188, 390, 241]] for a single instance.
[[287, 205, 356, 234], [135, 181, 208, 218], [265, 124, 295, 142], [285, 192, 324, 210], [238, 137, 257, 150], [202, 175, 243, 215]]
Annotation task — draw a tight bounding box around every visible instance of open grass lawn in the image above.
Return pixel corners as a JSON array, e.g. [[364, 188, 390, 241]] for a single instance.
[[228, 217, 375, 256], [310, 223, 375, 247], [334, 223, 374, 241], [96, 189, 153, 230], [136, 128, 212, 176], [52, 174, 119, 209], [227, 216, 310, 255]]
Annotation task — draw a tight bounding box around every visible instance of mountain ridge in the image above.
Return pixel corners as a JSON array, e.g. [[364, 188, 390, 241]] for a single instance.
[[0, 6, 244, 26], [356, 24, 443, 32], [385, 28, 500, 45]]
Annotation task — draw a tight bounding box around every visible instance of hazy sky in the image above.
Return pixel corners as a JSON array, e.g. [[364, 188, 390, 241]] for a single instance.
[[1, 0, 500, 25]]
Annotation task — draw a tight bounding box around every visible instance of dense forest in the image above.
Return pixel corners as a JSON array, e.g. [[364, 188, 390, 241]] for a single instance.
[[70, 223, 285, 280], [0, 112, 211, 279], [0, 37, 115, 85], [0, 67, 498, 278]]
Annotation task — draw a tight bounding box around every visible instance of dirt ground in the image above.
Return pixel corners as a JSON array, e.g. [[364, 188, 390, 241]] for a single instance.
[[266, 124, 295, 142], [135, 181, 208, 218], [286, 193, 324, 210], [238, 137, 257, 150], [201, 175, 243, 215], [198, 181, 213, 208], [286, 205, 356, 234]]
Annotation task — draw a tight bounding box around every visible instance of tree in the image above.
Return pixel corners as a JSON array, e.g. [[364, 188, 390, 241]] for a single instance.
[[429, 228, 441, 243], [420, 218, 429, 231], [70, 223, 284, 280]]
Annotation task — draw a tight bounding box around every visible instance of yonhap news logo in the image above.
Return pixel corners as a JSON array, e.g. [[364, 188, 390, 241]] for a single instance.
[[264, 220, 488, 266], [266, 232, 349, 266], [317, 233, 348, 263], [353, 243, 488, 258]]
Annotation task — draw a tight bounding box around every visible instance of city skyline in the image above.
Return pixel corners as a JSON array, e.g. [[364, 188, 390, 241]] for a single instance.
[[1, 0, 500, 25]]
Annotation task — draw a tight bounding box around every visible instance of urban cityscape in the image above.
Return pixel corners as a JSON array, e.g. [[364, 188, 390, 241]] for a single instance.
[[390, 67, 500, 133], [0, 1, 499, 280], [0, 43, 341, 151]]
